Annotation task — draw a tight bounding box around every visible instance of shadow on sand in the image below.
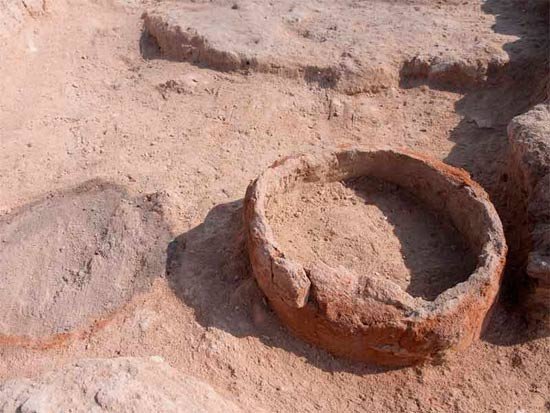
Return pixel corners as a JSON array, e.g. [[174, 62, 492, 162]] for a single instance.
[[165, 200, 394, 375]]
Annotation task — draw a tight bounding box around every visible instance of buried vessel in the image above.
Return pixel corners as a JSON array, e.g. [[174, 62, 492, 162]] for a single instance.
[[244, 149, 507, 366]]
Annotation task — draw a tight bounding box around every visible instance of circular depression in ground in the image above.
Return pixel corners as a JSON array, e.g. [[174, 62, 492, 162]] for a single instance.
[[0, 180, 171, 342]]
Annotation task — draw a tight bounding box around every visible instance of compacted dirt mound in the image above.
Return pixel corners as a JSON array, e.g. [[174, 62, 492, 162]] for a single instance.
[[0, 0, 45, 39], [266, 176, 476, 301], [0, 357, 243, 412], [0, 180, 172, 344], [507, 102, 550, 321], [142, 0, 513, 93]]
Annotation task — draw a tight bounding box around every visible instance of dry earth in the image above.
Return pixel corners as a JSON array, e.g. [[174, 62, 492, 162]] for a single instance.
[[0, 0, 548, 411], [0, 180, 172, 343], [266, 176, 476, 301], [0, 356, 243, 412]]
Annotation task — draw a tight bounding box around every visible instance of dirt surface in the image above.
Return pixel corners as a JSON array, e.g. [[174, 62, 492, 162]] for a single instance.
[[0, 0, 548, 411], [0, 357, 243, 412], [266, 176, 476, 301], [0, 180, 171, 342], [0, 0, 45, 39]]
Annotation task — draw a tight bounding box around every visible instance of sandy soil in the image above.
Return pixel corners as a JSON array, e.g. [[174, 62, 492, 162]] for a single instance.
[[0, 0, 548, 411], [0, 180, 171, 341], [266, 177, 476, 301], [0, 357, 244, 412]]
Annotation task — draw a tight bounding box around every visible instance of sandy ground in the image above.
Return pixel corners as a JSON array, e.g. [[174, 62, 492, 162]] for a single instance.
[[0, 0, 549, 411], [266, 177, 476, 301]]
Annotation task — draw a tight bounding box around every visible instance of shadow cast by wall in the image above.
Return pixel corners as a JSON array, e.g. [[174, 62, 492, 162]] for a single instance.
[[444, 0, 549, 344], [139, 30, 162, 60], [445, 0, 548, 194], [165, 199, 392, 375], [445, 0, 548, 180], [345, 177, 476, 302]]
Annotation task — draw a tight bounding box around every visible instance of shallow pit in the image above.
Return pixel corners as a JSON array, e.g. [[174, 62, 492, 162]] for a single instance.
[[245, 149, 507, 366], [0, 180, 172, 346]]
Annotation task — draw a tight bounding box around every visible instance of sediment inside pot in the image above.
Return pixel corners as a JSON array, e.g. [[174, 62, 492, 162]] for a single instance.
[[265, 175, 477, 301]]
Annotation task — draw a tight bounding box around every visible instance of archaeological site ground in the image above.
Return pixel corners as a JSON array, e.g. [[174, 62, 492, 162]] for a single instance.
[[0, 0, 548, 411]]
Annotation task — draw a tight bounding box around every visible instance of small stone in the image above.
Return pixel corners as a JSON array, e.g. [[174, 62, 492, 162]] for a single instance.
[[150, 355, 165, 363]]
